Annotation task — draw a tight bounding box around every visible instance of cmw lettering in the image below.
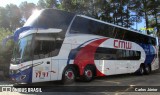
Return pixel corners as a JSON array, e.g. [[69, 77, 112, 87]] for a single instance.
[[114, 40, 132, 49]]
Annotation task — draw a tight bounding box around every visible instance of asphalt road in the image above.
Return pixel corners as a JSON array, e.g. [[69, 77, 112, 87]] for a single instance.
[[0, 69, 160, 95]]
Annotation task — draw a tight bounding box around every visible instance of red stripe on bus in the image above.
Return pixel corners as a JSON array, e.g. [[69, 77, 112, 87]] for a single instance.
[[73, 38, 109, 76]]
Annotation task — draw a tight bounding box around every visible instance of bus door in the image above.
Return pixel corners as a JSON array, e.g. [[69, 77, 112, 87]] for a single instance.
[[32, 58, 52, 82], [32, 33, 59, 82]]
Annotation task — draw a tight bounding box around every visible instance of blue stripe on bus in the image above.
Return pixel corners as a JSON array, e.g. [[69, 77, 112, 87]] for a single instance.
[[139, 44, 156, 65], [10, 67, 32, 83], [14, 26, 33, 42]]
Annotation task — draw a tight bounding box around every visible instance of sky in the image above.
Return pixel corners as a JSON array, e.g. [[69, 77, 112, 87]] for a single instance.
[[0, 0, 39, 7]]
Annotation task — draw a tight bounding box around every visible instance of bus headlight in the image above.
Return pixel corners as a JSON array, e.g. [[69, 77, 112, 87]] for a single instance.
[[20, 75, 26, 80]]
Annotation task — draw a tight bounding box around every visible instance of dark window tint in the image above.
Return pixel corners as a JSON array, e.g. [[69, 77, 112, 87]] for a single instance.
[[124, 31, 156, 45], [115, 28, 156, 46], [114, 28, 125, 39], [24, 9, 75, 36], [70, 16, 156, 45], [33, 33, 63, 60], [95, 47, 141, 60], [149, 37, 156, 45], [70, 16, 115, 38]]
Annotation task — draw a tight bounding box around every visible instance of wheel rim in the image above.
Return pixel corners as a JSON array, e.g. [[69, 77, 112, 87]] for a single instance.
[[65, 70, 74, 80], [85, 70, 92, 78]]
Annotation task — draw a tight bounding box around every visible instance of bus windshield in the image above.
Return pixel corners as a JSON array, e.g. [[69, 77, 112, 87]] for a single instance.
[[13, 35, 33, 64]]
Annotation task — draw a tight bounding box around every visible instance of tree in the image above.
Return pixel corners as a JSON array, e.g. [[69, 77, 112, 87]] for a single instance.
[[98, 0, 134, 28], [25, 0, 160, 36], [46, 0, 58, 8], [147, 0, 160, 34], [37, 0, 59, 9], [39, 0, 135, 28], [19, 1, 36, 21], [127, 0, 159, 34], [60, 0, 86, 14], [37, 0, 47, 9], [0, 7, 10, 29], [0, 28, 13, 77], [5, 4, 22, 31]]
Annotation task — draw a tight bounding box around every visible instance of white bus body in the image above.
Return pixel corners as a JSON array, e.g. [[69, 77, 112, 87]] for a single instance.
[[10, 9, 159, 84]]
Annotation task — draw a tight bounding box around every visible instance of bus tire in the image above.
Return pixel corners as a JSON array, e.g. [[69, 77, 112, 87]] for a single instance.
[[83, 65, 95, 82], [138, 65, 144, 75], [144, 64, 151, 75], [61, 66, 76, 84]]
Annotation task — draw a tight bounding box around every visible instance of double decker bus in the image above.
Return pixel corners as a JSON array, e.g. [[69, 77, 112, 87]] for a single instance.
[[10, 9, 159, 84]]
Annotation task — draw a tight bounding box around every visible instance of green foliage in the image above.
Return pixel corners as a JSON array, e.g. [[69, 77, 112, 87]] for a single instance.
[[38, 0, 136, 28], [0, 4, 22, 31], [37, 0, 47, 9], [0, 2, 37, 32], [37, 0, 58, 9], [0, 7, 10, 30], [0, 28, 13, 75], [19, 1, 36, 20], [128, 0, 160, 34], [6, 4, 22, 31], [0, 0, 159, 35]]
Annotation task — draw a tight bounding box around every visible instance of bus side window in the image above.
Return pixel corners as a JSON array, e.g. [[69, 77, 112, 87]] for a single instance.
[[34, 40, 56, 60], [33, 34, 60, 60], [105, 25, 115, 38], [115, 28, 125, 40], [70, 16, 115, 38], [70, 16, 89, 34], [51, 37, 63, 56]]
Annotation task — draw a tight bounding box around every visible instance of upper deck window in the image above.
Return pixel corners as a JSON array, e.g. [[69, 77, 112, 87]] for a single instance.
[[70, 16, 115, 38]]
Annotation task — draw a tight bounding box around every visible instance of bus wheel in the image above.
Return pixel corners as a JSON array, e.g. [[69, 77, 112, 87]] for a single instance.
[[144, 64, 151, 75], [138, 65, 144, 75], [83, 65, 94, 82], [62, 66, 75, 84]]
